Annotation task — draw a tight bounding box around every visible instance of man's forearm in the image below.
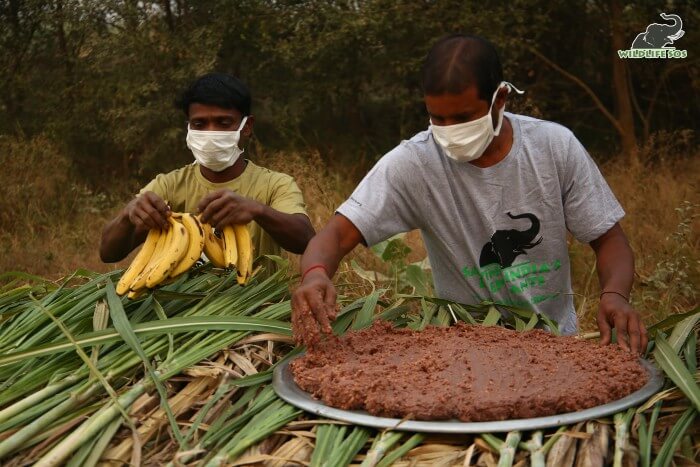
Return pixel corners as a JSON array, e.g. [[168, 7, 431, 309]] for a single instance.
[[254, 206, 314, 254], [99, 210, 142, 263], [590, 224, 634, 298], [300, 230, 345, 279], [300, 216, 362, 279]]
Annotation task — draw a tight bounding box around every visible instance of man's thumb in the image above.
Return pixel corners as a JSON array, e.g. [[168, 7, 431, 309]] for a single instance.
[[598, 313, 612, 345]]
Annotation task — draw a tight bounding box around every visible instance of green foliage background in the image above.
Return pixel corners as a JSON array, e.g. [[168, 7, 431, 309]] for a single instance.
[[1, 0, 698, 187]]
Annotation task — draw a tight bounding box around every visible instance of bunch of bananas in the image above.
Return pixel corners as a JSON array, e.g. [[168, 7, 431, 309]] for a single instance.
[[116, 213, 253, 297]]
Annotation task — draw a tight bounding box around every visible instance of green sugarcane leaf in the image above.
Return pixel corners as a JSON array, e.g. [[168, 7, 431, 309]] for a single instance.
[[0, 271, 54, 286], [514, 316, 526, 332], [352, 290, 381, 330], [524, 310, 539, 331], [433, 307, 451, 327], [206, 400, 301, 464], [377, 302, 409, 322], [637, 413, 650, 467], [376, 434, 425, 467], [482, 433, 504, 450], [0, 316, 292, 366], [451, 304, 477, 324], [104, 281, 187, 448], [418, 298, 437, 330], [648, 307, 699, 336], [668, 312, 700, 353], [685, 333, 696, 373], [653, 335, 700, 411], [328, 427, 371, 466], [152, 290, 207, 300], [538, 312, 561, 336], [651, 407, 697, 467], [482, 306, 502, 326], [81, 415, 122, 467], [405, 264, 430, 296], [153, 297, 173, 361]]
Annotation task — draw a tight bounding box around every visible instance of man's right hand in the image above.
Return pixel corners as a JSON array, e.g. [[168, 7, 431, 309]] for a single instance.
[[291, 269, 338, 347], [126, 192, 171, 231]]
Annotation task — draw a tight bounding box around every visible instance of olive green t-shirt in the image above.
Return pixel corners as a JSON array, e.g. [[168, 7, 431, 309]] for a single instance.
[[139, 160, 308, 267]]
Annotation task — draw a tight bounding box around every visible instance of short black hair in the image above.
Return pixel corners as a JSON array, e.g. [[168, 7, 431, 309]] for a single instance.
[[422, 34, 503, 101], [178, 73, 252, 116]]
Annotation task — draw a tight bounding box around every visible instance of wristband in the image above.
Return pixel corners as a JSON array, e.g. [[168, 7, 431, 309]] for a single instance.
[[302, 264, 329, 283], [600, 290, 629, 302]]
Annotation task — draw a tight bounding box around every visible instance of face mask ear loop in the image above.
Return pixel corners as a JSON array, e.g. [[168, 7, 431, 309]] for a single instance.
[[503, 81, 525, 95], [237, 115, 248, 131]]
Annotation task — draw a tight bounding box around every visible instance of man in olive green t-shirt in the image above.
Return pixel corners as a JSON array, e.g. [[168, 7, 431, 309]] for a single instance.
[[100, 73, 315, 271]]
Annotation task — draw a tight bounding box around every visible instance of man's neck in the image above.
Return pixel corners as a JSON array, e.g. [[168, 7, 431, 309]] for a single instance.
[[199, 158, 248, 183], [469, 117, 513, 168]]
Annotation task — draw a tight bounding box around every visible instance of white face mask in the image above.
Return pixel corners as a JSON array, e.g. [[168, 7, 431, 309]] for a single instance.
[[186, 116, 248, 172], [430, 82, 524, 162]]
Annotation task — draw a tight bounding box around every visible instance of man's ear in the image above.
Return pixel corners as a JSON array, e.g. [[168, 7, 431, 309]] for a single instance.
[[242, 115, 255, 137], [494, 86, 509, 111]]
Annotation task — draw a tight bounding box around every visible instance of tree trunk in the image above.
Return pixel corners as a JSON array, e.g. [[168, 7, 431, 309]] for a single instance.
[[609, 0, 638, 161]]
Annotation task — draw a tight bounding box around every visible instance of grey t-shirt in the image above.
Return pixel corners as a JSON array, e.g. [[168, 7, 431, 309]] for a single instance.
[[337, 113, 624, 334]]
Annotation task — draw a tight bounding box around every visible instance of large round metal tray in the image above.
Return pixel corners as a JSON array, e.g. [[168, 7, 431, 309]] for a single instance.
[[272, 357, 664, 433]]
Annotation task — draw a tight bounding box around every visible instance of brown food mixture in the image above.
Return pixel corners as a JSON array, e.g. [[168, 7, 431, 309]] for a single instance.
[[291, 321, 648, 422]]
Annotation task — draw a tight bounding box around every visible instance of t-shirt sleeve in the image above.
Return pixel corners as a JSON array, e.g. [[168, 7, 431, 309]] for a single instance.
[[562, 134, 625, 243], [138, 173, 169, 200], [336, 145, 419, 246], [137, 173, 187, 212], [269, 175, 308, 216]]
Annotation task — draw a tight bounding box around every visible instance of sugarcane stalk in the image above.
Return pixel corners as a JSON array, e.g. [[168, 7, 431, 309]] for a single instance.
[[204, 399, 300, 466], [361, 431, 404, 467], [80, 415, 122, 467], [0, 373, 81, 424], [497, 431, 521, 467], [613, 408, 635, 467], [524, 431, 544, 467], [34, 380, 149, 467], [0, 381, 100, 459]]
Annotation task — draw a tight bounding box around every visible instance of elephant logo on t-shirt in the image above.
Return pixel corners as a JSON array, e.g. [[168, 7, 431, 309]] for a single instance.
[[479, 212, 543, 268]]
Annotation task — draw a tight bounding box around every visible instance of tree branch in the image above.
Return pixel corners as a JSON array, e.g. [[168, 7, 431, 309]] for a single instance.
[[643, 59, 697, 140], [529, 47, 624, 135]]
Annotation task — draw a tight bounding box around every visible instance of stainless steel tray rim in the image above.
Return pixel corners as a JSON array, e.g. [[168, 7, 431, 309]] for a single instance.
[[272, 358, 664, 433]]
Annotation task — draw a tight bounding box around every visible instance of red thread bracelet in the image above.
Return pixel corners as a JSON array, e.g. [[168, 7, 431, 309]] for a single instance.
[[302, 264, 329, 282]]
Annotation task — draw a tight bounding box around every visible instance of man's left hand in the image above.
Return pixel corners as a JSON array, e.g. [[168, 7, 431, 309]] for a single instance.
[[597, 293, 648, 355], [197, 189, 263, 229]]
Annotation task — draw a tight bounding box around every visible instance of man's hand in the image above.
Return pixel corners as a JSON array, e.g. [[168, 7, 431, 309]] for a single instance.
[[198, 189, 263, 229], [597, 293, 648, 355], [291, 270, 338, 347], [126, 191, 170, 231]]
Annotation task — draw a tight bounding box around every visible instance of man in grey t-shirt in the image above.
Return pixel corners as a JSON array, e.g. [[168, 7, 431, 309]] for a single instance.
[[292, 34, 647, 353]]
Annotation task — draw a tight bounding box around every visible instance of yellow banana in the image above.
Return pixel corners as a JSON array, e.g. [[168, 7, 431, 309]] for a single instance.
[[222, 225, 238, 268], [127, 289, 146, 300], [146, 217, 189, 288], [130, 227, 168, 292], [169, 213, 205, 278], [116, 228, 161, 295], [234, 224, 253, 285], [202, 223, 227, 268]]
